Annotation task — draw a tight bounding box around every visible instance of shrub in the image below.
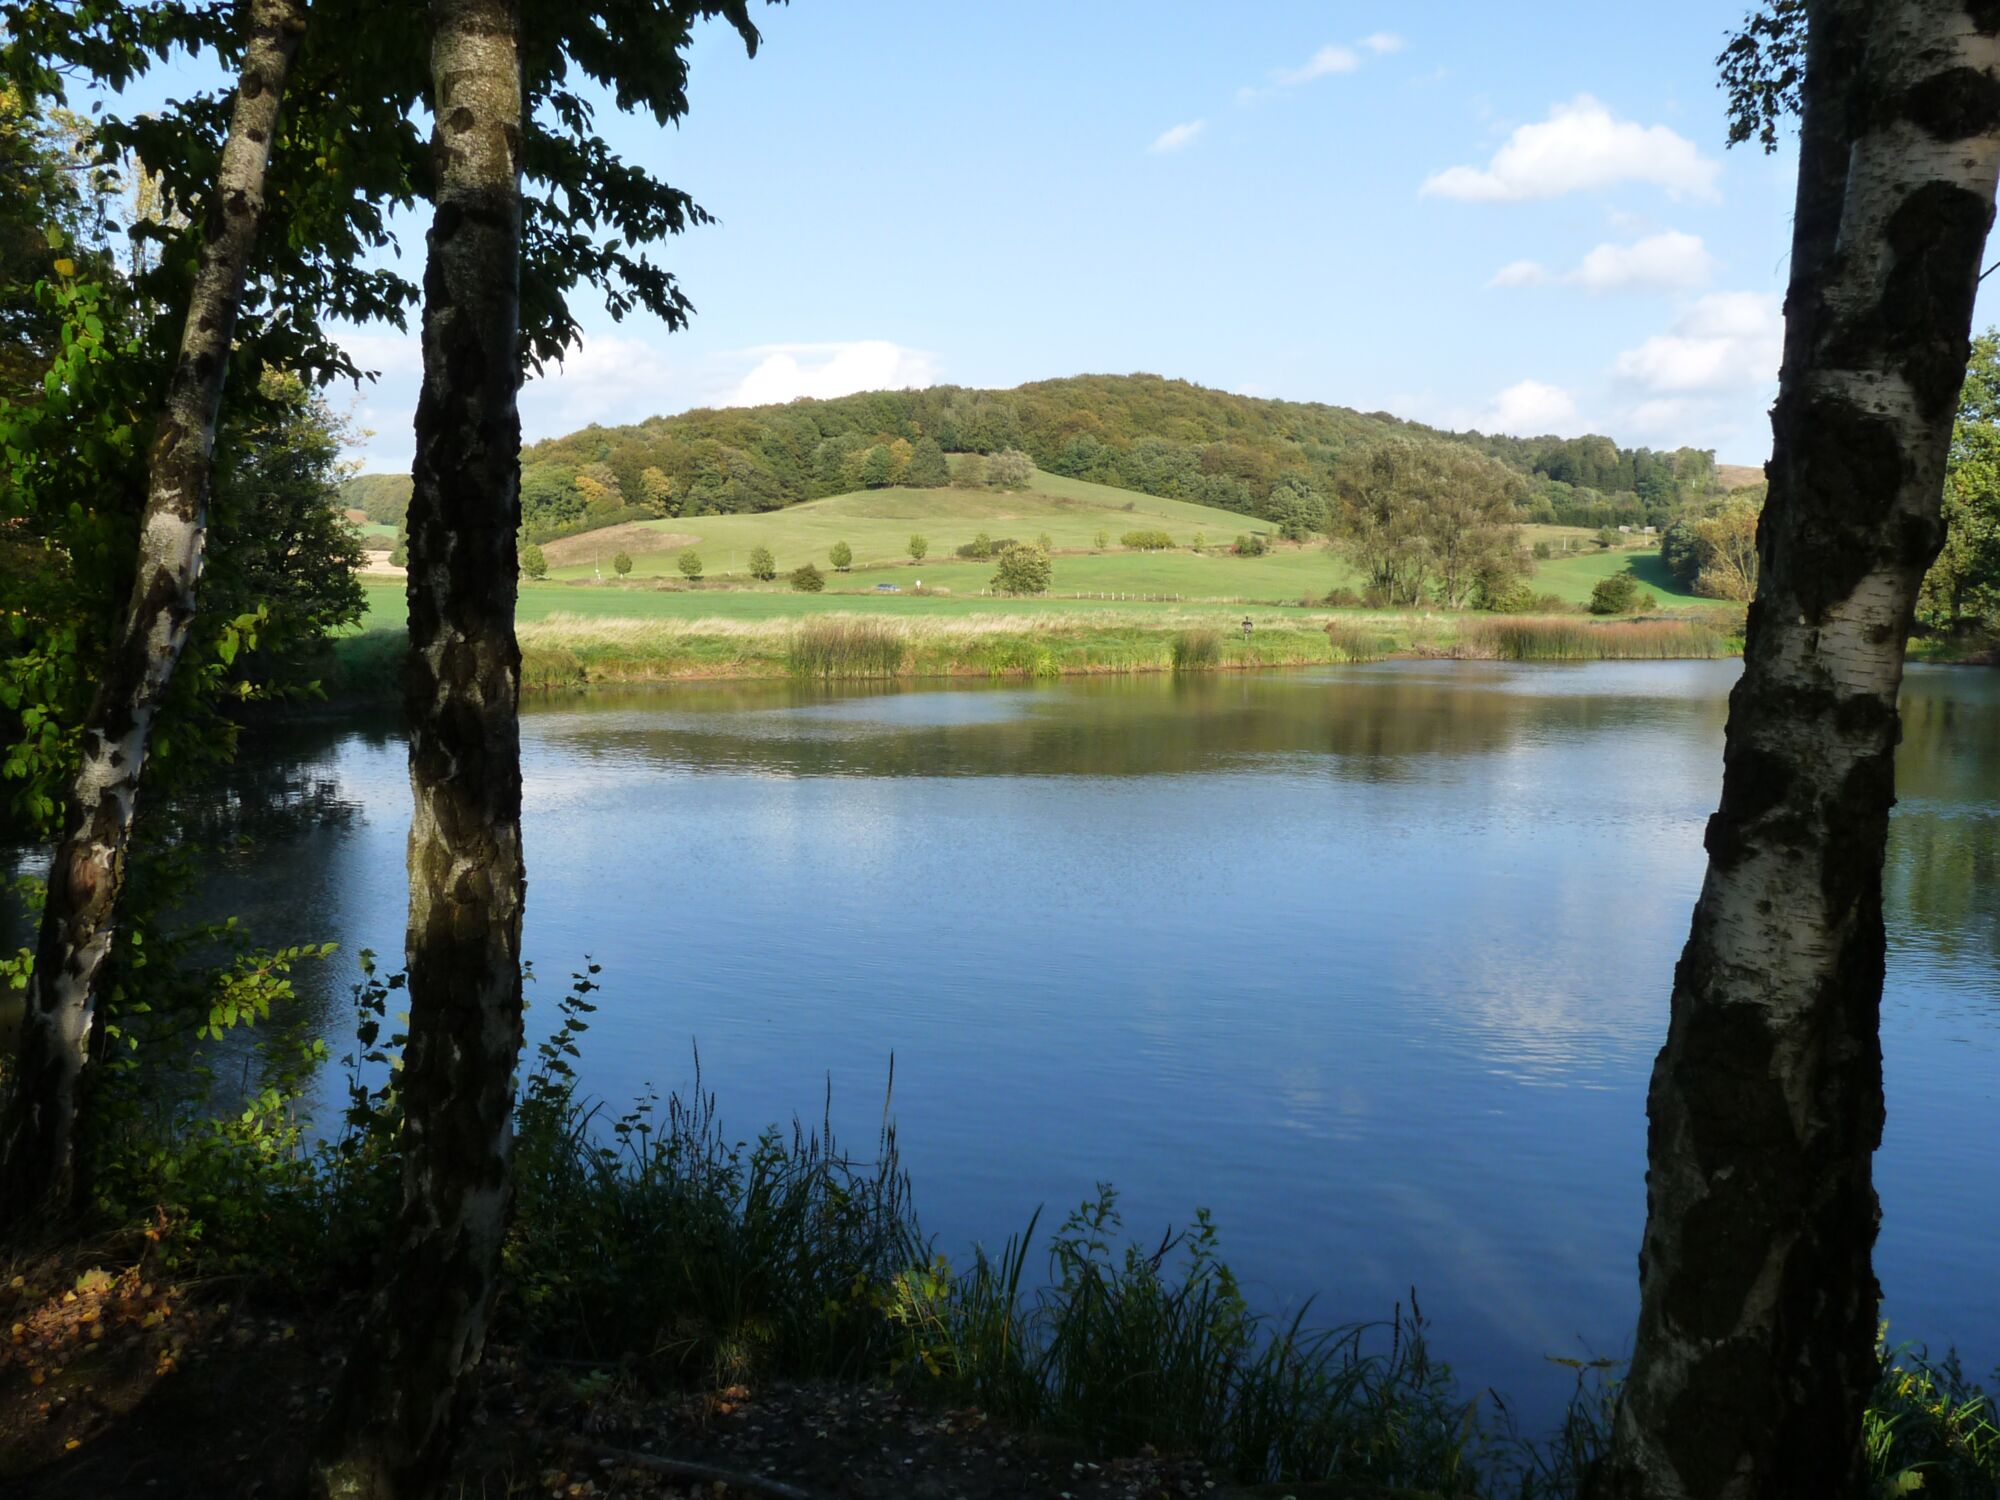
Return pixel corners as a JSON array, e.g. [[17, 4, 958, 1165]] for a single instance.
[[907, 533, 928, 562], [830, 540, 853, 572], [1595, 528, 1620, 550], [1122, 529, 1175, 551], [986, 448, 1034, 489], [1531, 540, 1553, 560], [1588, 574, 1644, 615], [520, 543, 548, 580], [1232, 533, 1268, 557], [956, 533, 1018, 560], [677, 549, 703, 581], [1191, 532, 1206, 552], [1322, 587, 1363, 608], [1171, 629, 1221, 670], [748, 544, 777, 581], [952, 453, 986, 489], [1035, 532, 1053, 552], [612, 551, 633, 577], [1094, 530, 1109, 550], [789, 563, 825, 593], [991, 544, 1052, 596], [1476, 578, 1539, 613]]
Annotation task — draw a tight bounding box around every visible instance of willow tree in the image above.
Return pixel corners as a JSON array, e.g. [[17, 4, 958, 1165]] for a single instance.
[[1596, 3, 2000, 1494], [0, 0, 310, 1228]]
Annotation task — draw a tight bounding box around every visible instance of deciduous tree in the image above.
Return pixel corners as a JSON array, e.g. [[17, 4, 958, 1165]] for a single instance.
[[0, 0, 309, 1228], [1597, 3, 2000, 1493]]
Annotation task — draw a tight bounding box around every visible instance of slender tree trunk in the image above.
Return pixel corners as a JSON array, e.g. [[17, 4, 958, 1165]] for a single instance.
[[310, 0, 525, 1492], [0, 0, 307, 1232], [1595, 4, 2000, 1495]]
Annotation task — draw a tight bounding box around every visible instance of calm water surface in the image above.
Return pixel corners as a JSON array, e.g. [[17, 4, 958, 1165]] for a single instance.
[[85, 661, 2000, 1424]]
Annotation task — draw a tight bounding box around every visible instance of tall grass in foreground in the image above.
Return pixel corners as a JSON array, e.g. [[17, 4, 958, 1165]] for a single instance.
[[1463, 616, 1729, 662], [1171, 628, 1221, 670], [786, 615, 908, 677], [887, 1193, 1479, 1490]]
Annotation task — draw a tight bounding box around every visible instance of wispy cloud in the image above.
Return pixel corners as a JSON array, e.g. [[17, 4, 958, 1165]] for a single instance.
[[1241, 32, 1404, 102], [1274, 44, 1359, 87], [1489, 231, 1718, 294], [1423, 95, 1720, 202], [1148, 119, 1206, 153]]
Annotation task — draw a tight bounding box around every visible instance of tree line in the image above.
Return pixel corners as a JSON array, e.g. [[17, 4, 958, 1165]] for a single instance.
[[343, 371, 1734, 540]]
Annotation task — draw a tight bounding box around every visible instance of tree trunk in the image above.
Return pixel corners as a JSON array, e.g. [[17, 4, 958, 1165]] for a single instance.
[[1595, 3, 2000, 1496], [0, 0, 307, 1233], [309, 0, 525, 1492]]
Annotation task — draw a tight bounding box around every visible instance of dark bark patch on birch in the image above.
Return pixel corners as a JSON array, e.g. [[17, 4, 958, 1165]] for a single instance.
[[1879, 182, 1994, 417], [1777, 400, 1905, 617], [1703, 744, 1794, 868], [1895, 65, 2000, 140], [1661, 1338, 1771, 1497]]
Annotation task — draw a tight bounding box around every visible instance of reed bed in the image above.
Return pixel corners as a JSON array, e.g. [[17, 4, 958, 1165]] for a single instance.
[[1462, 616, 1729, 662]]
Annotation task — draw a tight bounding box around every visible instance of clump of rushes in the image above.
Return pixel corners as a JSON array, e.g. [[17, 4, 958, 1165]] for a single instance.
[[787, 615, 906, 677], [1171, 629, 1221, 670]]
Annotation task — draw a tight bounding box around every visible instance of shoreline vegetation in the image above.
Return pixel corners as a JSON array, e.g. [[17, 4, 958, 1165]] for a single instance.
[[325, 607, 1757, 700]]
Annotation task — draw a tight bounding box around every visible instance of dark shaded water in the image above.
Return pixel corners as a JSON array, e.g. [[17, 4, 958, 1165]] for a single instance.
[[21, 661, 1999, 1426]]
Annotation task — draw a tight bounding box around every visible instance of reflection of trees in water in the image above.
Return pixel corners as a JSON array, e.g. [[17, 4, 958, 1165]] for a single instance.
[[167, 712, 401, 855], [527, 672, 1729, 784], [1885, 680, 2000, 980]]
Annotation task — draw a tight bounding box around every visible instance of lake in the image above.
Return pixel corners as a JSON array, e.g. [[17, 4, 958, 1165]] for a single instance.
[[44, 660, 2000, 1427]]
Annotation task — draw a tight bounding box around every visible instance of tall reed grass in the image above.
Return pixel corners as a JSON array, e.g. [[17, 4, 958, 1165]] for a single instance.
[[1326, 622, 1391, 663], [1171, 629, 1222, 670], [1463, 616, 1729, 662], [786, 616, 908, 677]]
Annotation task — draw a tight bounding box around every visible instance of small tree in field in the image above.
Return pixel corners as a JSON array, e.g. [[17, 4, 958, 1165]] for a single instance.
[[677, 549, 703, 581], [907, 533, 928, 562], [520, 544, 548, 580], [789, 563, 824, 592], [1589, 573, 1645, 615], [612, 551, 633, 578], [991, 544, 1052, 596], [1094, 529, 1109, 551], [830, 540, 852, 572], [986, 448, 1034, 489], [748, 544, 776, 580]]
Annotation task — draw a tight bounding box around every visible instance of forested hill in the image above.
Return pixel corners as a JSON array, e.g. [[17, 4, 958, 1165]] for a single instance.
[[342, 372, 1737, 540]]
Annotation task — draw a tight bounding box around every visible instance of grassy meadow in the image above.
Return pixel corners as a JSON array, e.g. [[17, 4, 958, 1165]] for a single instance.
[[528, 469, 1702, 609], [338, 479, 1727, 692]]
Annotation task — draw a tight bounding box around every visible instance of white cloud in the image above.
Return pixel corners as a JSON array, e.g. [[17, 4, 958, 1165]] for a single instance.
[[725, 340, 940, 407], [1422, 95, 1720, 202], [1612, 291, 1781, 394], [525, 331, 683, 436], [1488, 259, 1552, 288], [1149, 119, 1205, 153], [1274, 45, 1360, 86], [1490, 230, 1717, 294], [1478, 378, 1580, 435], [1360, 32, 1404, 54]]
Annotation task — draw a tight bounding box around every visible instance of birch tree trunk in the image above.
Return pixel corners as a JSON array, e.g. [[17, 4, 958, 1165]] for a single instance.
[[309, 0, 525, 1491], [1596, 3, 2000, 1495], [0, 0, 307, 1232]]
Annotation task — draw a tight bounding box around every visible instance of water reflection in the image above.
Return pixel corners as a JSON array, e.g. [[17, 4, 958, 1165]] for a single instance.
[[13, 662, 1993, 1432]]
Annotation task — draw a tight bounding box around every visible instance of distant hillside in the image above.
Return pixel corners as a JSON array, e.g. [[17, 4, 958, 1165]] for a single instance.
[[346, 373, 1736, 542], [1716, 463, 1766, 491]]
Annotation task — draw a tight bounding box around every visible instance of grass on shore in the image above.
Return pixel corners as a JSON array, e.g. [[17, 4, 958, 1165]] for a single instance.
[[328, 607, 1741, 698]]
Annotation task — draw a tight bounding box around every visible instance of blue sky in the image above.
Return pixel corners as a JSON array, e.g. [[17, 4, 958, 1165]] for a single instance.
[[165, 3, 1846, 469]]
